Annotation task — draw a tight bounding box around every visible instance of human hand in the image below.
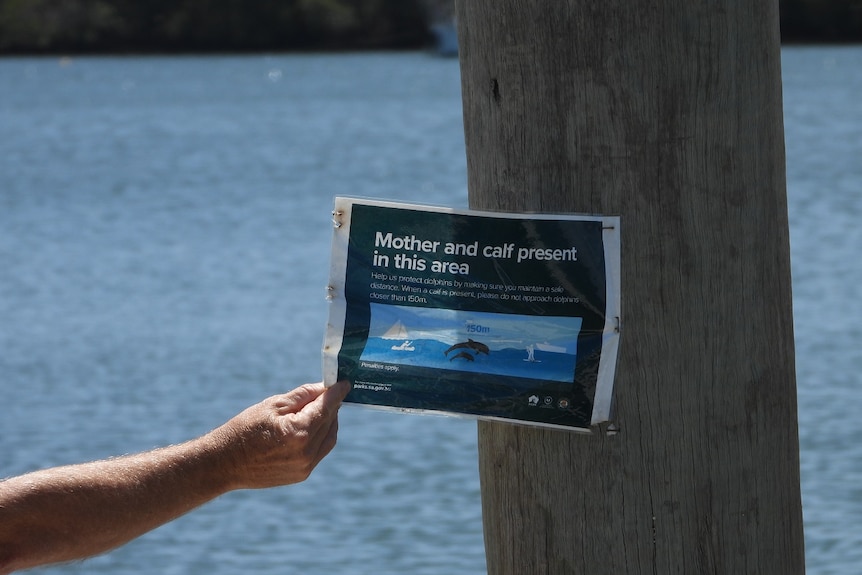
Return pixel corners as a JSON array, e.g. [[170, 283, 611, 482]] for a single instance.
[[212, 380, 351, 490]]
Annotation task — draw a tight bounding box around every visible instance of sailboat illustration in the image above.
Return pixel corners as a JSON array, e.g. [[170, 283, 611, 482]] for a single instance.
[[382, 320, 415, 351]]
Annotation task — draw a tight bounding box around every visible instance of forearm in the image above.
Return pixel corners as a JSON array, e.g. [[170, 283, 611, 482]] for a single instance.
[[0, 381, 348, 575], [0, 431, 235, 574]]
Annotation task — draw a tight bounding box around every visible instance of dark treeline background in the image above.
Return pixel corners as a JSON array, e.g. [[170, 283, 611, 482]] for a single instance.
[[0, 0, 431, 53], [0, 0, 860, 54]]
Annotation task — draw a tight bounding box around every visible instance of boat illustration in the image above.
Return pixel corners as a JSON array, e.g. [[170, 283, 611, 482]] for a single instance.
[[525, 342, 567, 362], [535, 342, 566, 353], [382, 320, 415, 351]]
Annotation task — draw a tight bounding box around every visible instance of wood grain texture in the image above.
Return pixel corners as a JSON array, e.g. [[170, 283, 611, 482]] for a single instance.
[[456, 0, 805, 573]]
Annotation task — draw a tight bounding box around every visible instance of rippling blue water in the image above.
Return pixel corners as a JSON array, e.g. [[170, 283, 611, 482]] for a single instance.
[[784, 47, 862, 574], [0, 48, 859, 574]]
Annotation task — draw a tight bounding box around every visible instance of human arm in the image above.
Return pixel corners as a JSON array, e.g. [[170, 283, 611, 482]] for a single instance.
[[0, 380, 350, 574]]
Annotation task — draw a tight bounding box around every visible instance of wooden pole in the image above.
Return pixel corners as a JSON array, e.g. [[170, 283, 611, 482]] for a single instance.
[[456, 1, 805, 573]]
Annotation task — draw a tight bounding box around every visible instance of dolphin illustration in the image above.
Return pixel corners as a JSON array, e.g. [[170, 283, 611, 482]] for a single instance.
[[444, 342, 470, 355], [449, 351, 475, 361], [444, 339, 490, 356], [465, 338, 490, 355]]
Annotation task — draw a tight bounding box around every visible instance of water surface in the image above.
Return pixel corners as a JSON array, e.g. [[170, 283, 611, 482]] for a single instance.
[[1, 48, 860, 574]]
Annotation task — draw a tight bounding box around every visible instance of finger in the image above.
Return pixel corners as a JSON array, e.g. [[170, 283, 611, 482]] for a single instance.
[[320, 416, 339, 456], [326, 379, 351, 404], [304, 409, 341, 465], [294, 380, 348, 425], [289, 380, 348, 452]]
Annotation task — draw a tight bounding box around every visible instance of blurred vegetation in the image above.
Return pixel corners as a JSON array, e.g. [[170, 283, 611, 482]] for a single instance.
[[781, 0, 862, 42], [0, 0, 859, 54], [0, 0, 431, 53]]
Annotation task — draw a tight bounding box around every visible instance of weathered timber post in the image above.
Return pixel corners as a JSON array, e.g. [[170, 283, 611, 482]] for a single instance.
[[456, 1, 805, 574]]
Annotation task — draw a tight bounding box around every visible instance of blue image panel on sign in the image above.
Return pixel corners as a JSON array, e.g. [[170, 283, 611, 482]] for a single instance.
[[360, 303, 583, 383]]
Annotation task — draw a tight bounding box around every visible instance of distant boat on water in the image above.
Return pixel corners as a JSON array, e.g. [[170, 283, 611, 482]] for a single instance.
[[430, 20, 458, 57]]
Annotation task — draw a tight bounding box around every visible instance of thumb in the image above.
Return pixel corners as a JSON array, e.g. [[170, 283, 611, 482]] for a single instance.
[[275, 382, 327, 414]]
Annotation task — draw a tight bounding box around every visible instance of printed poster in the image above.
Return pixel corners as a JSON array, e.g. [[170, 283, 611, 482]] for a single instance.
[[323, 197, 620, 432]]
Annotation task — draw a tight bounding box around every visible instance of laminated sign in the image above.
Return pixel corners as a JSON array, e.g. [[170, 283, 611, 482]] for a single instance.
[[323, 197, 621, 432]]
